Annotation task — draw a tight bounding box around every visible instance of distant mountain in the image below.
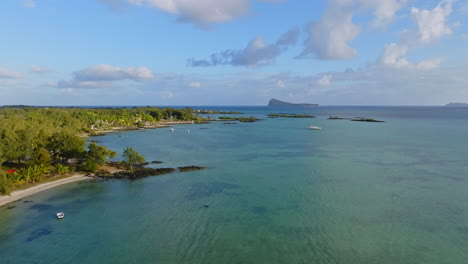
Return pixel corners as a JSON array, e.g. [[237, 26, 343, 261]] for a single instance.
[[445, 102, 468, 107], [268, 99, 319, 107]]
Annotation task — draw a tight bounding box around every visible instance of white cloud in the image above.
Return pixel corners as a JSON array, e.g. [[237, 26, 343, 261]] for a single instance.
[[127, 0, 246, 27], [411, 0, 452, 44], [316, 74, 333, 86], [188, 81, 201, 88], [30, 65, 51, 74], [54, 64, 154, 89], [379, 43, 410, 69], [276, 80, 286, 88], [23, 0, 36, 8], [74, 64, 154, 82], [0, 67, 23, 79], [361, 0, 407, 29], [299, 0, 406, 60], [300, 7, 360, 60], [379, 42, 443, 70], [189, 28, 299, 67], [127, 0, 283, 27]]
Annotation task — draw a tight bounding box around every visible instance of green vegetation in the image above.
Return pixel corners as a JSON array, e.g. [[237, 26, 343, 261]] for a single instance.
[[351, 118, 385, 123], [0, 106, 201, 194], [82, 142, 117, 172], [195, 110, 243, 114], [122, 147, 145, 171], [217, 116, 261, 122], [267, 113, 315, 118]]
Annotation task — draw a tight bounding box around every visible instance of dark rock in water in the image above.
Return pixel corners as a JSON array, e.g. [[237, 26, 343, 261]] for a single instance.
[[200, 127, 209, 129], [150, 160, 164, 164], [204, 205, 210, 208], [178, 166, 207, 172], [7, 206, 16, 209], [110, 168, 177, 180], [351, 118, 385, 123], [27, 226, 53, 242], [268, 98, 318, 107], [24, 200, 34, 203], [224, 122, 237, 124], [267, 113, 315, 118]]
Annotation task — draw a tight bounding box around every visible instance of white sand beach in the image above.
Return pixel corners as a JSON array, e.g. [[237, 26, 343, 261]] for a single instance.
[[0, 175, 90, 207]]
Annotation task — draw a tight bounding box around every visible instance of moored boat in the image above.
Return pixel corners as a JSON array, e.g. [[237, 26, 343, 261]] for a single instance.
[[56, 212, 64, 219]]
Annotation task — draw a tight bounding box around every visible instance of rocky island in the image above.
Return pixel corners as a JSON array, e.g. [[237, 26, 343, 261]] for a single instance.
[[268, 98, 319, 107]]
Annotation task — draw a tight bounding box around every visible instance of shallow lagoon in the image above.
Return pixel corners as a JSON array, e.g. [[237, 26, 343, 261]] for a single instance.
[[1, 106, 468, 264]]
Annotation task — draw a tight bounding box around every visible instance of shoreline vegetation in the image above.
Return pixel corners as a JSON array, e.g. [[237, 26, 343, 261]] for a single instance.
[[194, 110, 243, 114], [0, 106, 206, 197]]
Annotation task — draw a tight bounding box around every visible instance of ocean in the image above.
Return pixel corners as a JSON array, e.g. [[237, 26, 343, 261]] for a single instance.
[[1, 106, 468, 263]]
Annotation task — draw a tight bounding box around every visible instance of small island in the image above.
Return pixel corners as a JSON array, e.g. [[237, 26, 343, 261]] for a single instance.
[[217, 116, 262, 122], [267, 113, 315, 118], [268, 99, 319, 107], [445, 102, 468, 107]]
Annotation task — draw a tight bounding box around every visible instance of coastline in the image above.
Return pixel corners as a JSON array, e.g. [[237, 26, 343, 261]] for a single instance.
[[0, 175, 90, 207], [82, 120, 196, 137]]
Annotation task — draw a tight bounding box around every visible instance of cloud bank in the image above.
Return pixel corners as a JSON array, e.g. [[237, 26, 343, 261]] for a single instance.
[[126, 0, 283, 27], [299, 0, 406, 60], [0, 67, 23, 79], [54, 64, 154, 89], [188, 28, 299, 67]]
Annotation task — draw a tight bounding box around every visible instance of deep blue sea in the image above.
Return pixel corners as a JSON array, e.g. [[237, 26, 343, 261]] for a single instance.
[[1, 106, 468, 264]]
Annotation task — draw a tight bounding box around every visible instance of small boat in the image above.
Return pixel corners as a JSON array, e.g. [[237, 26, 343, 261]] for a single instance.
[[186, 130, 190, 133], [56, 212, 64, 219], [308, 126, 322, 130], [170, 128, 174, 132]]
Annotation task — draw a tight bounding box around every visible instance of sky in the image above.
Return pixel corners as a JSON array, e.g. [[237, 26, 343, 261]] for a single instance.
[[0, 0, 467, 106]]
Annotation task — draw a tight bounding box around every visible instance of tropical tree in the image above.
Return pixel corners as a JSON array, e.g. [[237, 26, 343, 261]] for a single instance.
[[122, 147, 145, 171], [47, 131, 86, 162], [0, 171, 13, 195], [81, 142, 117, 172], [31, 147, 52, 166]]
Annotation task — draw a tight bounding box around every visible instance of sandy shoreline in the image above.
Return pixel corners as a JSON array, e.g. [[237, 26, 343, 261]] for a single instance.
[[0, 175, 90, 207]]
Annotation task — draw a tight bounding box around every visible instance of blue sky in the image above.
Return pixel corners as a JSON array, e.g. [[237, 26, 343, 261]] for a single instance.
[[0, 0, 467, 106]]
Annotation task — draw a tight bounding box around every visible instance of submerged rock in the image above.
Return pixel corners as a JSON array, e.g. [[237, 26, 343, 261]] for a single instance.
[[351, 118, 385, 123], [178, 166, 207, 172]]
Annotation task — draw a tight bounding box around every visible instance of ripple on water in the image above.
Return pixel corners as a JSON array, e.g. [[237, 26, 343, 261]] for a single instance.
[[185, 182, 240, 200]]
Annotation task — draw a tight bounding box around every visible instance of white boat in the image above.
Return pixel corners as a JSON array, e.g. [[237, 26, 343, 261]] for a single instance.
[[186, 130, 190, 133], [308, 126, 322, 130], [56, 212, 64, 219], [170, 128, 174, 132]]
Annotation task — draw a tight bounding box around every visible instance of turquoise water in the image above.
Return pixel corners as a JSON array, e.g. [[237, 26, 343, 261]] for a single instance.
[[1, 106, 468, 263]]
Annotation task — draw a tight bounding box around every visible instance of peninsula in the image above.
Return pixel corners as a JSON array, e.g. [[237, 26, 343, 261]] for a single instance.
[[268, 98, 319, 107]]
